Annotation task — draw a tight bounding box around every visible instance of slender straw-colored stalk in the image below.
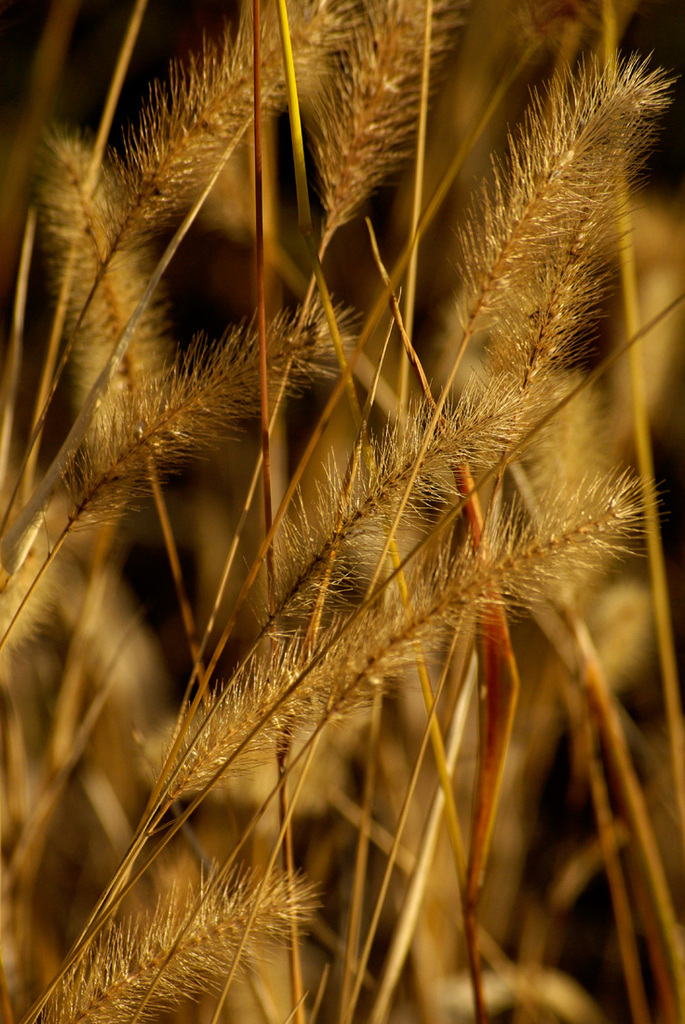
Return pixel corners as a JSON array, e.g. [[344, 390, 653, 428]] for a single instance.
[[571, 614, 685, 1024], [340, 623, 457, 1024], [0, 526, 70, 659], [580, 687, 652, 1024], [618, 205, 685, 869], [85, 0, 150, 196], [0, 209, 35, 491], [309, 965, 331, 1024], [368, 649, 477, 1024], [254, 0, 275, 616], [602, 8, 685, 882], [4, 258, 106, 530], [340, 691, 383, 1021], [399, 0, 433, 417], [274, 0, 313, 241], [206, 732, 321, 1024], [252, 12, 302, 1010], [150, 471, 203, 671]]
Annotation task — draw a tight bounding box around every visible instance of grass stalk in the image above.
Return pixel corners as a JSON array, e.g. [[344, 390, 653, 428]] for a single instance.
[[580, 691, 652, 1024], [0, 210, 35, 492], [340, 625, 457, 1024], [339, 690, 383, 1022], [398, 0, 433, 417], [368, 648, 476, 1024], [602, 8, 685, 882], [571, 614, 685, 1024], [617, 205, 685, 871], [150, 470, 203, 670]]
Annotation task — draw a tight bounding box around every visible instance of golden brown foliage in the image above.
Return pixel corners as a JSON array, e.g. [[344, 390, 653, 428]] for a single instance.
[[1, 2, 684, 1023]]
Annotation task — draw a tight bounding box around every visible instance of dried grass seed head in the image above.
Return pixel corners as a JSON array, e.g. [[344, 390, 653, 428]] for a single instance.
[[42, 866, 317, 1024], [310, 0, 465, 237], [36, 129, 173, 416], [61, 304, 334, 527], [457, 56, 672, 341], [108, 0, 359, 251]]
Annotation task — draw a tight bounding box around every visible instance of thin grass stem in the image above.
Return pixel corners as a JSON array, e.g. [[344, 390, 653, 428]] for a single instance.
[[618, 201, 685, 873], [580, 687, 652, 1024], [340, 620, 455, 1024], [0, 209, 35, 492], [368, 648, 477, 1024], [399, 0, 433, 418]]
